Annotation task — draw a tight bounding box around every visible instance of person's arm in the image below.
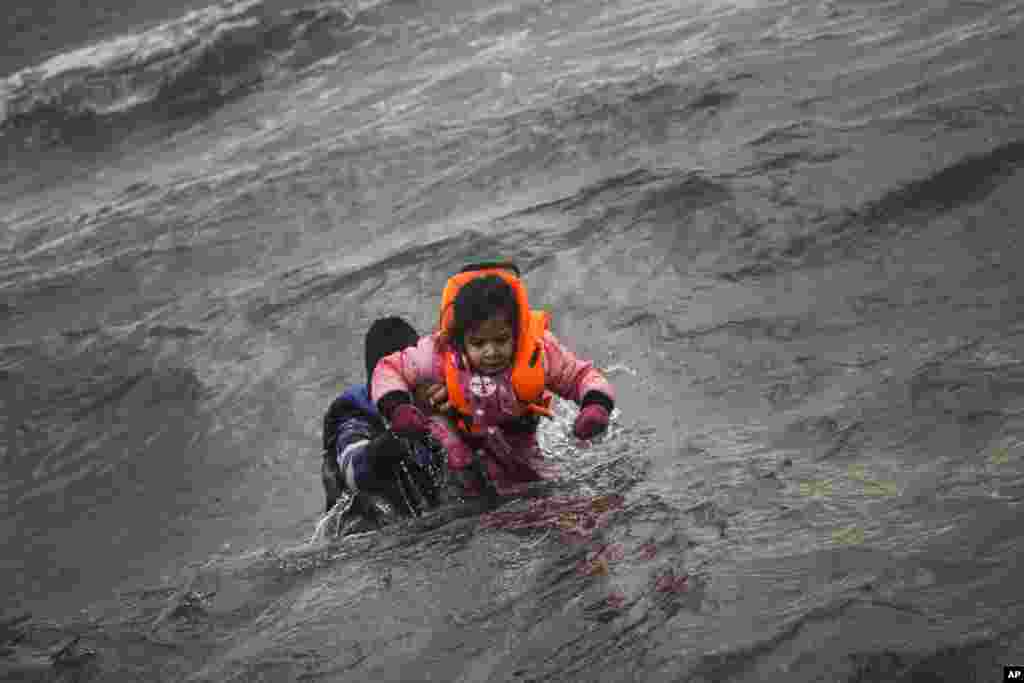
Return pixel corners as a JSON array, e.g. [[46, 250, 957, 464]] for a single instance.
[[541, 330, 615, 411], [337, 425, 416, 493], [414, 382, 452, 414], [372, 334, 443, 419], [332, 411, 379, 492]]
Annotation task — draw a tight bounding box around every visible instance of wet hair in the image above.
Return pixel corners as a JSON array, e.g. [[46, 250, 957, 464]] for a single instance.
[[447, 275, 519, 350], [457, 261, 520, 277], [364, 316, 419, 387]]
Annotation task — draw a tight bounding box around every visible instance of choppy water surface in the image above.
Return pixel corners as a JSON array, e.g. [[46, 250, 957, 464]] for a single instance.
[[2, 0, 1024, 680]]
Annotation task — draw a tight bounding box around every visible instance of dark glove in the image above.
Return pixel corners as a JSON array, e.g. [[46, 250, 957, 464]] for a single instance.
[[363, 431, 407, 482], [573, 404, 610, 440], [365, 431, 404, 459], [389, 403, 429, 440]]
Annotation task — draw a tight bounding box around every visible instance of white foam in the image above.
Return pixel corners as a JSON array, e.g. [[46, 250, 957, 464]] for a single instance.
[[0, 0, 266, 123], [12, 0, 263, 85]]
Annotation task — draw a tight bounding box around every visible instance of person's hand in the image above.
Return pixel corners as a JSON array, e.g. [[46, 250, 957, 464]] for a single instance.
[[365, 431, 406, 481], [573, 404, 610, 440], [389, 404, 429, 439], [414, 382, 450, 414], [445, 439, 474, 471]]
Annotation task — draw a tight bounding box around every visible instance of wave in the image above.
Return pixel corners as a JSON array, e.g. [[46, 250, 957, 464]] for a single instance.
[[0, 0, 358, 149], [511, 167, 731, 223], [717, 139, 1024, 281], [858, 138, 1024, 224]]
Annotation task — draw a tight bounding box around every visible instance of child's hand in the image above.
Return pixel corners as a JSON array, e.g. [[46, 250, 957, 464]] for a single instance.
[[390, 404, 430, 439], [573, 404, 610, 440], [414, 382, 451, 414]]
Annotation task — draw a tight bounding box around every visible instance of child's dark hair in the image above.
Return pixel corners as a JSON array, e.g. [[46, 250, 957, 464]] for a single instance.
[[448, 275, 518, 350], [364, 316, 419, 388]]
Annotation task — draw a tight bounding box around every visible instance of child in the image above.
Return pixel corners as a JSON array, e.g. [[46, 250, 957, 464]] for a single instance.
[[371, 263, 615, 496], [321, 317, 443, 519]]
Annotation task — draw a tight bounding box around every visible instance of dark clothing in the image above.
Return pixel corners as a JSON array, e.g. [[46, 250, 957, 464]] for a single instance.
[[363, 317, 420, 401], [321, 384, 442, 517]]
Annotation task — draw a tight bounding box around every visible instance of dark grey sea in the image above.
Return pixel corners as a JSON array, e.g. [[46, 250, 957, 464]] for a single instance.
[[2, 0, 1023, 679]]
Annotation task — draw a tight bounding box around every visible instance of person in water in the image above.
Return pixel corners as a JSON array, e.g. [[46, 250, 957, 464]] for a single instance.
[[321, 316, 444, 524], [371, 262, 616, 497]]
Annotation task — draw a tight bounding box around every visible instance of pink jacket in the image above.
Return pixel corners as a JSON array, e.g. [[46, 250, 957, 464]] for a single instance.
[[371, 330, 615, 413], [371, 330, 615, 493]]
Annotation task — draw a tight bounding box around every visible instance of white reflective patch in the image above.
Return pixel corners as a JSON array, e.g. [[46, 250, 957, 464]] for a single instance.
[[469, 374, 497, 397], [339, 439, 369, 491]]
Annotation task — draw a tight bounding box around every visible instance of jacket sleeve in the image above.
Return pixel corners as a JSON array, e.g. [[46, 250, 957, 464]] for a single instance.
[[334, 411, 376, 459], [542, 330, 616, 406], [371, 333, 444, 411], [332, 410, 377, 491]]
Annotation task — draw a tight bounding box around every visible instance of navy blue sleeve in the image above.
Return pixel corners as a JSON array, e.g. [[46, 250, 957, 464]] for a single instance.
[[334, 413, 375, 457], [334, 413, 378, 491]]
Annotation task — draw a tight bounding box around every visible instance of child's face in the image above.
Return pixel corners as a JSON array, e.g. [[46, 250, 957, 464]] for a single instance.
[[464, 315, 516, 375]]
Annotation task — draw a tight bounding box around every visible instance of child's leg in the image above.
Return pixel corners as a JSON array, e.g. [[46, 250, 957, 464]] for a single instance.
[[463, 431, 549, 496], [502, 431, 560, 482], [427, 416, 474, 471], [430, 416, 508, 497]]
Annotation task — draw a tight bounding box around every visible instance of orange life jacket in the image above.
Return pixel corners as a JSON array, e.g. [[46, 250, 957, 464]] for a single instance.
[[439, 265, 554, 434]]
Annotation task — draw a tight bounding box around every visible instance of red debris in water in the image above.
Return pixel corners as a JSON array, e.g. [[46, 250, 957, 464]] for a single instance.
[[606, 590, 626, 609], [577, 557, 610, 577], [591, 494, 624, 514], [637, 543, 658, 561], [478, 495, 624, 541], [577, 544, 625, 576], [602, 543, 625, 562], [654, 572, 688, 594]]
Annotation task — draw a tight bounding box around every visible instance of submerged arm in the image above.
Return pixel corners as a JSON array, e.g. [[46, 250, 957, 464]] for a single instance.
[[542, 330, 616, 412]]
